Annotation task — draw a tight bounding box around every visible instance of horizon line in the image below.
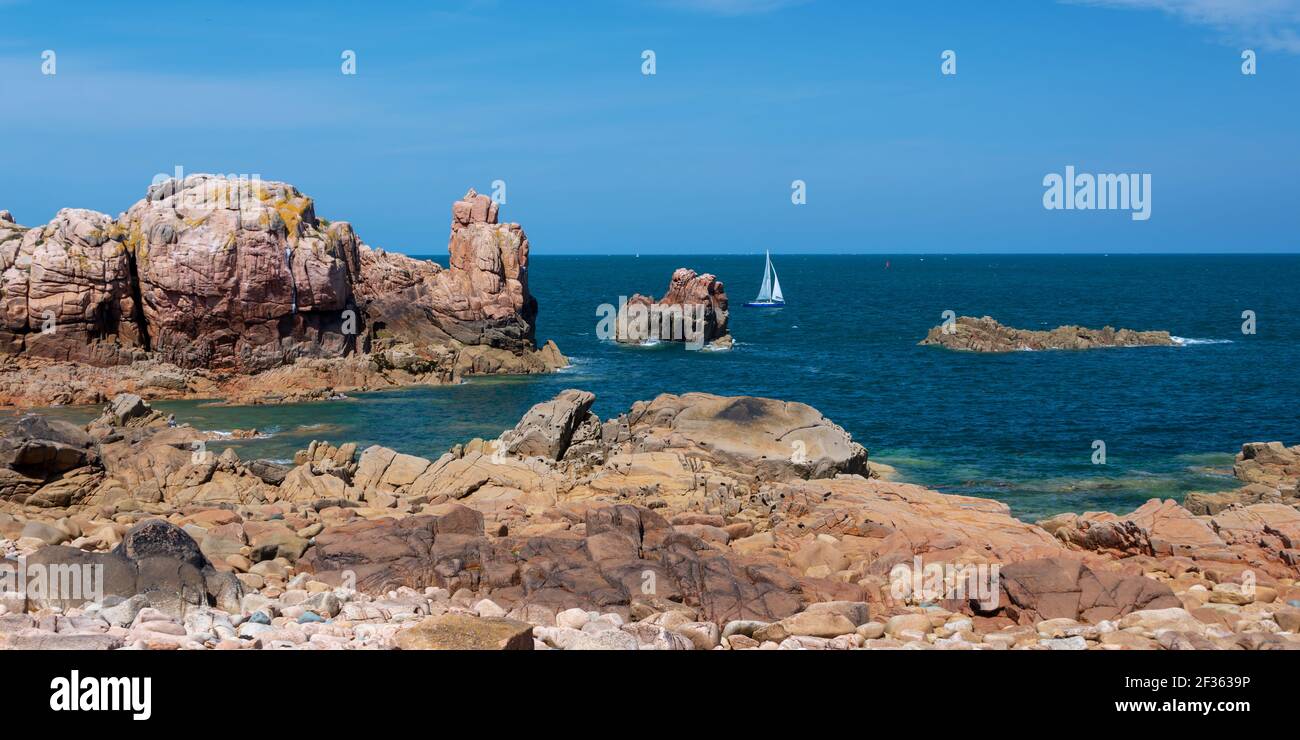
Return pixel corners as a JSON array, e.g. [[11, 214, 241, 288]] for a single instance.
[[401, 251, 1300, 257]]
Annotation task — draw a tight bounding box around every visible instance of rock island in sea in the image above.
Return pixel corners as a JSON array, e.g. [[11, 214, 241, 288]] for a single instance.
[[920, 315, 1176, 352]]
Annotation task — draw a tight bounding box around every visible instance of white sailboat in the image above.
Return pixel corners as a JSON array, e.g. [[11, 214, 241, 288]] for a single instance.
[[745, 250, 785, 307]]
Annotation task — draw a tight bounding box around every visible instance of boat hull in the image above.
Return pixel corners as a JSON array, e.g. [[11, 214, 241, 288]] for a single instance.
[[744, 300, 785, 307]]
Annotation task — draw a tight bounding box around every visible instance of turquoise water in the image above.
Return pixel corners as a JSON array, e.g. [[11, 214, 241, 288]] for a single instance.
[[22, 255, 1300, 521]]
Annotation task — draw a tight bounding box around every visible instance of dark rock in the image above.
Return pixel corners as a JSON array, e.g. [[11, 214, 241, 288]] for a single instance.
[[993, 556, 1181, 624], [21, 547, 138, 610], [114, 518, 207, 570], [245, 459, 291, 486], [21, 519, 242, 617]]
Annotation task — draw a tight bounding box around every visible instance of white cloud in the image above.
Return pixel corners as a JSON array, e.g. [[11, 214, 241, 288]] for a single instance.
[[1068, 0, 1300, 52]]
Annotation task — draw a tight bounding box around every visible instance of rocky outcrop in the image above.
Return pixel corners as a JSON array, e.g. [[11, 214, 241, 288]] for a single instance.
[[356, 188, 540, 356], [20, 519, 241, 617], [0, 415, 102, 507], [0, 178, 565, 407], [919, 315, 1175, 352], [498, 388, 598, 461], [3, 391, 1300, 651], [1184, 441, 1300, 515], [616, 268, 731, 349], [606, 393, 869, 481]]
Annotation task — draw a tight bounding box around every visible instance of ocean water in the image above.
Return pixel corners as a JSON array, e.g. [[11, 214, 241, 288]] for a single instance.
[[22, 255, 1300, 521]]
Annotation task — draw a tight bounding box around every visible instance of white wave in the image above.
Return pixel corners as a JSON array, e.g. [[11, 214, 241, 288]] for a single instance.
[[205, 429, 273, 440], [1171, 336, 1234, 346], [555, 357, 586, 373]]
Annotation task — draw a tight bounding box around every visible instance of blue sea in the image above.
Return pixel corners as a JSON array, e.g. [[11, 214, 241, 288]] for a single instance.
[[26, 255, 1300, 521]]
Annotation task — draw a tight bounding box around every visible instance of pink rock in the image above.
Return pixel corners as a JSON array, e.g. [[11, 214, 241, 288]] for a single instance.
[[0, 178, 548, 373]]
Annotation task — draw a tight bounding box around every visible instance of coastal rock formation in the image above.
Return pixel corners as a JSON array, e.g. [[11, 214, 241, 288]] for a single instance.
[[1184, 441, 1300, 515], [3, 393, 1299, 651], [919, 315, 1175, 352], [498, 388, 598, 460], [0, 208, 144, 365], [0, 178, 565, 406], [607, 393, 868, 481], [357, 188, 539, 356], [616, 268, 731, 348]]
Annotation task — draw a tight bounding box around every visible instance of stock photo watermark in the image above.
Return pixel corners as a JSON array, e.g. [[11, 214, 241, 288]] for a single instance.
[[49, 671, 151, 720], [596, 297, 708, 349], [1043, 166, 1151, 221], [0, 557, 104, 607]]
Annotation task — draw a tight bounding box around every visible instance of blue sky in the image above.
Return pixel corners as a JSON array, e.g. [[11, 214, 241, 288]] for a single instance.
[[1, 0, 1297, 253]]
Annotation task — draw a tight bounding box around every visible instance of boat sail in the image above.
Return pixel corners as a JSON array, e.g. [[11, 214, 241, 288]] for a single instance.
[[745, 251, 785, 307]]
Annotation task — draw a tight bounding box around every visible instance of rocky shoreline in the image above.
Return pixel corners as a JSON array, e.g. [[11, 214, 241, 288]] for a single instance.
[[2, 392, 1296, 650], [0, 180, 566, 408], [920, 315, 1176, 352]]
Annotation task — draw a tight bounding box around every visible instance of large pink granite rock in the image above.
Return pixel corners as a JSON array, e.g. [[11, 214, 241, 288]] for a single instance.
[[357, 188, 538, 354], [0, 179, 549, 376], [0, 209, 146, 365]]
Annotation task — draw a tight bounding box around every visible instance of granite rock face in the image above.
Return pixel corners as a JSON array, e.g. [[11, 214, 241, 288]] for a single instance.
[[617, 268, 730, 348], [4, 391, 1300, 651], [357, 188, 538, 356], [608, 393, 869, 481], [0, 178, 564, 405], [1184, 441, 1300, 515], [121, 177, 357, 372], [920, 315, 1175, 352], [0, 208, 145, 365], [499, 388, 598, 461]]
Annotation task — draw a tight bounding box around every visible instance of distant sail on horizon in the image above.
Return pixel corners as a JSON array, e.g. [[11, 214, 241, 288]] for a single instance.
[[746, 250, 785, 307]]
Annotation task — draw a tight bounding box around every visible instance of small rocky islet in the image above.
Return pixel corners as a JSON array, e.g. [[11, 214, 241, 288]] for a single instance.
[[1, 391, 1297, 651], [614, 268, 733, 349], [920, 315, 1177, 352]]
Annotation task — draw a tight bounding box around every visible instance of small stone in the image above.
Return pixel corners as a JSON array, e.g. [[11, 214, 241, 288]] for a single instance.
[[394, 614, 533, 650], [1040, 636, 1089, 650], [726, 634, 760, 649], [556, 607, 589, 630], [98, 595, 149, 627], [474, 599, 507, 618], [885, 613, 933, 637], [674, 622, 720, 650], [856, 621, 885, 640]]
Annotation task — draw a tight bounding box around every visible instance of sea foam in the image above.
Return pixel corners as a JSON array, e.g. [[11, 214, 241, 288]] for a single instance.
[[1171, 336, 1234, 346]]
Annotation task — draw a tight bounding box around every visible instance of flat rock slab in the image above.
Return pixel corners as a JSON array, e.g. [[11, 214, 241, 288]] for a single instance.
[[394, 614, 533, 650], [6, 633, 125, 650]]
